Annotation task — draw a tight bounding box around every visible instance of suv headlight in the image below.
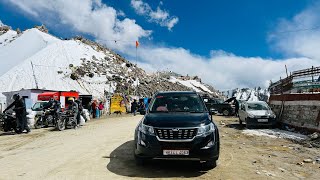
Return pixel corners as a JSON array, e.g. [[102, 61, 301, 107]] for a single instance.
[[248, 113, 255, 118], [139, 123, 155, 136], [197, 123, 215, 136], [269, 113, 276, 118]]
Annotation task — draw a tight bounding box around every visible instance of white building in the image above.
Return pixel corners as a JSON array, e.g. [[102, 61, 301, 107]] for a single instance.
[[2, 89, 51, 110]]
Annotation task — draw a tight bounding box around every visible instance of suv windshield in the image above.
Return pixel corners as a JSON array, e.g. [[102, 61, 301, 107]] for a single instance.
[[150, 94, 206, 113], [247, 102, 270, 111]]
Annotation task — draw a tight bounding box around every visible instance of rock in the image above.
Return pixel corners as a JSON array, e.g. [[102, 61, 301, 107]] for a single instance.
[[303, 159, 313, 163], [309, 132, 320, 140], [253, 160, 257, 163], [222, 135, 225, 137], [278, 168, 286, 172], [308, 144, 313, 148], [297, 162, 304, 166], [316, 158, 320, 164], [242, 143, 246, 145], [256, 171, 261, 175], [266, 172, 275, 177], [239, 146, 242, 149], [268, 155, 271, 158]]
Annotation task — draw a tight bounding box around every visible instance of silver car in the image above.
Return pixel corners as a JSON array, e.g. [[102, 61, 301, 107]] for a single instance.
[[238, 101, 276, 128]]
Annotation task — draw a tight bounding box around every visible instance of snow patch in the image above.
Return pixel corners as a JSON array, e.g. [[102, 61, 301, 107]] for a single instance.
[[0, 30, 17, 47], [242, 129, 308, 141]]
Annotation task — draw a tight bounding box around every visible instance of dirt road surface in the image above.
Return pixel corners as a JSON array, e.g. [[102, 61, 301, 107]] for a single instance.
[[0, 115, 319, 180]]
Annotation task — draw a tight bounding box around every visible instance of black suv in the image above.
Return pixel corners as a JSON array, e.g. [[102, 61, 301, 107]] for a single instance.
[[202, 97, 235, 116], [134, 91, 220, 168]]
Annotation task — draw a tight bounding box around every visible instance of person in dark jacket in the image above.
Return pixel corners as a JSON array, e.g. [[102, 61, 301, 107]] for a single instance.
[[3, 94, 30, 133], [131, 99, 138, 116], [75, 99, 83, 125], [67, 97, 79, 127], [234, 99, 239, 117], [43, 98, 61, 120], [91, 101, 97, 118]]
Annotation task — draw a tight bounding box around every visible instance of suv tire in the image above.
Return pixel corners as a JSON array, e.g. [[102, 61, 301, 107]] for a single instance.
[[203, 160, 217, 169], [222, 109, 230, 116], [134, 155, 145, 166]]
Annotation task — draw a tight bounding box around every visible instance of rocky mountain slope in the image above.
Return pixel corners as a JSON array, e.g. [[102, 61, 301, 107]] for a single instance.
[[0, 24, 219, 98]]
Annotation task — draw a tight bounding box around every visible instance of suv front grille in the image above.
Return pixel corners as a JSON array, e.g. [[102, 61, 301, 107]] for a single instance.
[[155, 128, 198, 140]]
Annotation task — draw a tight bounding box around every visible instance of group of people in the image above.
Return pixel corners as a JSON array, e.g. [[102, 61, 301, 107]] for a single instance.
[[87, 100, 105, 118], [131, 99, 146, 116], [2, 94, 88, 134]]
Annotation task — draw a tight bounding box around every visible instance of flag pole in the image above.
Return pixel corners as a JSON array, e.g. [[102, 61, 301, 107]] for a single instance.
[[135, 41, 139, 97]]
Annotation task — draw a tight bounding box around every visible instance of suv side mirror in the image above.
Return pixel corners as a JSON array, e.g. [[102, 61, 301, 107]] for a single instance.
[[209, 108, 217, 115]]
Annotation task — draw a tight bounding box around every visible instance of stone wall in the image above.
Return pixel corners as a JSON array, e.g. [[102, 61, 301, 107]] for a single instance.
[[269, 94, 320, 132]]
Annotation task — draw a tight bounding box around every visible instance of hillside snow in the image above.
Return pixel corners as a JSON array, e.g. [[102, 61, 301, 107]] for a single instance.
[[0, 28, 59, 75]]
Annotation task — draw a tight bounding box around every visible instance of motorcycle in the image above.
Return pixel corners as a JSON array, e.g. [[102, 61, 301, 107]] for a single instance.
[[0, 112, 19, 133], [34, 109, 56, 129], [56, 110, 77, 131]]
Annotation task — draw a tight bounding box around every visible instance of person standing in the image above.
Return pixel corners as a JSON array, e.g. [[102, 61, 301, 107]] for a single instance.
[[131, 99, 138, 116], [91, 100, 96, 118], [99, 102, 104, 116], [67, 97, 79, 127], [75, 99, 83, 126], [3, 94, 30, 133], [234, 99, 239, 117]]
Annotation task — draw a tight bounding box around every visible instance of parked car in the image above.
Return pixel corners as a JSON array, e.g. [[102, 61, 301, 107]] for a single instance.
[[134, 91, 220, 169], [203, 97, 235, 116], [238, 101, 276, 128]]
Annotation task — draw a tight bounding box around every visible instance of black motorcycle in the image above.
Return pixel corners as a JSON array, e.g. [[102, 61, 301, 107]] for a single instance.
[[0, 112, 19, 133], [34, 109, 56, 129], [56, 110, 77, 131]]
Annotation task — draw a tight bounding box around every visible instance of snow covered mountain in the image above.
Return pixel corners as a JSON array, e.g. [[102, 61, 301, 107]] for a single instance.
[[223, 88, 270, 102], [0, 25, 219, 98]]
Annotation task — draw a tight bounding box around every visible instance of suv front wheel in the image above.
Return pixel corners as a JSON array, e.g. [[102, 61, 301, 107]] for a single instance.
[[203, 160, 217, 169], [222, 109, 230, 116], [134, 154, 146, 166]]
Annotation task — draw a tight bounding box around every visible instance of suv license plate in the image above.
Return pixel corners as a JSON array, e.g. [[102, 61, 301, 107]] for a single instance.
[[163, 150, 189, 156], [258, 119, 268, 122]]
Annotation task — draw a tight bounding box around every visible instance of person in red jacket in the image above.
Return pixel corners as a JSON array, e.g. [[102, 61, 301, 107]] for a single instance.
[[98, 102, 104, 116]]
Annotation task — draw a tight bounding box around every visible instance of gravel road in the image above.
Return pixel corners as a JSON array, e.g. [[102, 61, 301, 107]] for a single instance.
[[0, 115, 319, 180]]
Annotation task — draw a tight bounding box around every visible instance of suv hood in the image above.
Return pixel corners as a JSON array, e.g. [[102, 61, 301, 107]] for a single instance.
[[143, 113, 211, 128]]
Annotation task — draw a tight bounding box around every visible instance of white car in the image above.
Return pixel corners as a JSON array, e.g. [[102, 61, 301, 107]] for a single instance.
[[238, 101, 276, 128]]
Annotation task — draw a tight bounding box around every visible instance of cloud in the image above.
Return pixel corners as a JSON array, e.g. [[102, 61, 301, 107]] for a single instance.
[[0, 20, 4, 27], [136, 46, 318, 90], [5, 0, 151, 50], [131, 0, 179, 30], [269, 2, 320, 60], [3, 0, 320, 90]]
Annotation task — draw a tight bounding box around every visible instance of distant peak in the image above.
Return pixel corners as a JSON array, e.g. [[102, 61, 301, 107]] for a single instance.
[[34, 24, 49, 33]]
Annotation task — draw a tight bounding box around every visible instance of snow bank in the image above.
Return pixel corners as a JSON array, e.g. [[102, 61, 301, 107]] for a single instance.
[[242, 129, 308, 141], [169, 76, 214, 94]]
